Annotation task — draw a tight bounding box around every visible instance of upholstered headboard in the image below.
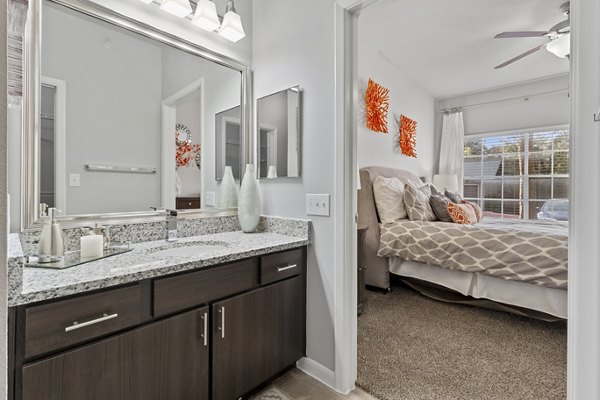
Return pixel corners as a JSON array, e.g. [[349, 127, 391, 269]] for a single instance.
[[358, 166, 422, 290]]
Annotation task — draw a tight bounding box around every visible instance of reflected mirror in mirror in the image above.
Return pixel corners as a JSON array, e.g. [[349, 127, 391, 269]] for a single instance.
[[215, 105, 243, 180], [7, 0, 248, 231], [256, 86, 301, 179]]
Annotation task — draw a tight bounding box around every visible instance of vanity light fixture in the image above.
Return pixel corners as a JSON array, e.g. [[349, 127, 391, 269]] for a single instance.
[[139, 0, 245, 42], [191, 0, 221, 31], [160, 0, 193, 19], [218, 1, 246, 42]]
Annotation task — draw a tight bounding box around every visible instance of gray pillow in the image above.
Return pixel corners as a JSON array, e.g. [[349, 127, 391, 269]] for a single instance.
[[430, 194, 453, 222], [445, 190, 463, 204], [403, 183, 437, 221]]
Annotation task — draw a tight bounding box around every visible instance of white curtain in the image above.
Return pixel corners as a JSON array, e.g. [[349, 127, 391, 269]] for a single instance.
[[439, 111, 465, 192]]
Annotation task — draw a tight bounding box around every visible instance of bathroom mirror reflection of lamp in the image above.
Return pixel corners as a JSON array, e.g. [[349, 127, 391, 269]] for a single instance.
[[256, 86, 302, 179]]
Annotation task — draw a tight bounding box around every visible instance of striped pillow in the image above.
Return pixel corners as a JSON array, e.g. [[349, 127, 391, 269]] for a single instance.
[[447, 202, 478, 224]]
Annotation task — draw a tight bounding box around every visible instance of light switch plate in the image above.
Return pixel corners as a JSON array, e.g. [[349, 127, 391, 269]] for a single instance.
[[306, 194, 330, 216], [204, 191, 216, 207], [69, 173, 80, 187]]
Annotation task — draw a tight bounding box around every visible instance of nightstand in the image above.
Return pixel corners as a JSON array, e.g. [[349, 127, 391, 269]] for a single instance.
[[357, 226, 368, 316]]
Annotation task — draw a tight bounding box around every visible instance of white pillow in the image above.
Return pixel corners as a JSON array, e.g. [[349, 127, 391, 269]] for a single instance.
[[373, 176, 408, 223]]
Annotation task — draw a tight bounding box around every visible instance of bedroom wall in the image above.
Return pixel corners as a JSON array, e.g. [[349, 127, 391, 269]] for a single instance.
[[434, 74, 570, 172], [356, 8, 436, 179]]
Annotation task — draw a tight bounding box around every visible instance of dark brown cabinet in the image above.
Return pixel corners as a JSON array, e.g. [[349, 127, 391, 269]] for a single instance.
[[212, 276, 305, 400], [12, 247, 307, 400], [22, 307, 209, 400]]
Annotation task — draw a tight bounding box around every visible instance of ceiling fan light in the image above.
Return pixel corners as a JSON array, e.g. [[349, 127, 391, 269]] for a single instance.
[[218, 1, 245, 42], [160, 0, 192, 18], [546, 33, 570, 58], [191, 0, 221, 31]]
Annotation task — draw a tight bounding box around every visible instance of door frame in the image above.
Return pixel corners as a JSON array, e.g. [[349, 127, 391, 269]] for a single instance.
[[334, 0, 600, 396], [161, 78, 204, 209], [40, 76, 66, 213]]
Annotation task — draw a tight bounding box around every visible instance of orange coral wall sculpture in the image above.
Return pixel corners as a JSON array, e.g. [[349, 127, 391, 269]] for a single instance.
[[365, 79, 389, 133], [399, 114, 417, 158]]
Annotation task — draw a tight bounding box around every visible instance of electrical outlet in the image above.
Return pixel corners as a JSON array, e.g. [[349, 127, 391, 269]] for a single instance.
[[204, 191, 216, 207], [306, 194, 330, 216], [69, 173, 80, 187]]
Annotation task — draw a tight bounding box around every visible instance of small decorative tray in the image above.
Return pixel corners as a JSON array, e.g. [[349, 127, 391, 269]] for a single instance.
[[25, 246, 132, 270]]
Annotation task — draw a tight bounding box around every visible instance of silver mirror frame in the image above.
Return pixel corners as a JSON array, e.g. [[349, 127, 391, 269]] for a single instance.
[[21, 0, 252, 231]]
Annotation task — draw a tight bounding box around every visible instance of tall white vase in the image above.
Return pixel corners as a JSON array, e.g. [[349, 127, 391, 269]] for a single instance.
[[238, 164, 261, 233], [219, 166, 238, 208]]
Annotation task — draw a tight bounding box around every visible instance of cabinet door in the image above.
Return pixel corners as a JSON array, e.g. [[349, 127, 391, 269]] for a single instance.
[[22, 307, 209, 400], [212, 276, 305, 400]]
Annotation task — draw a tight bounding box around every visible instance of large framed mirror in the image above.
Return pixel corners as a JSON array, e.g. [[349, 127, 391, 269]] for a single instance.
[[256, 86, 301, 179], [11, 0, 251, 232]]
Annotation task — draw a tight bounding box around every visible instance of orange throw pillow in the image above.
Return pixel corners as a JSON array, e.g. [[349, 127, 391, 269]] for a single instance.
[[447, 202, 478, 224]]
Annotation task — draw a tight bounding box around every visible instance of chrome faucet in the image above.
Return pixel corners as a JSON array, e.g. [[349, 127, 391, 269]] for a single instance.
[[166, 209, 178, 242], [150, 207, 178, 242]]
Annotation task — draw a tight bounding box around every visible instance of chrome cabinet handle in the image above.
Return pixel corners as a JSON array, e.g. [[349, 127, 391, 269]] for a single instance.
[[217, 306, 225, 338], [277, 264, 298, 272], [65, 313, 118, 332], [200, 312, 208, 346]]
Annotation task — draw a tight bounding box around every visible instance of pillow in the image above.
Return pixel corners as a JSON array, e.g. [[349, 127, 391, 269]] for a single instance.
[[403, 183, 437, 221], [462, 200, 483, 221], [445, 190, 463, 204], [447, 202, 478, 224], [373, 176, 408, 222], [430, 194, 453, 222]]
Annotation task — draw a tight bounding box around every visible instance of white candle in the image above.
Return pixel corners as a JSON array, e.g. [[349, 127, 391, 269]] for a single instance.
[[80, 235, 104, 258]]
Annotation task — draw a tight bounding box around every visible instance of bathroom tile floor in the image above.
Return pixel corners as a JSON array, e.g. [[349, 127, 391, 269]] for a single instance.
[[253, 368, 377, 400]]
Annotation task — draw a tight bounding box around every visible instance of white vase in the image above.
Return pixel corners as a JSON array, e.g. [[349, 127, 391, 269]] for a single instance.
[[219, 166, 238, 208], [238, 164, 261, 233]]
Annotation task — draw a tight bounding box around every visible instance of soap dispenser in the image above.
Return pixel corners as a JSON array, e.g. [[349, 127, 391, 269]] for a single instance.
[[38, 208, 64, 263]]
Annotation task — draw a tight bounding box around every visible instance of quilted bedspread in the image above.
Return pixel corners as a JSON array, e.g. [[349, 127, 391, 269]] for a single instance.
[[378, 218, 568, 289]]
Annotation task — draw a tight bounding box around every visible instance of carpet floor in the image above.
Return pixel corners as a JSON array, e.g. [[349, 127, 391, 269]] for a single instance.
[[357, 285, 567, 400]]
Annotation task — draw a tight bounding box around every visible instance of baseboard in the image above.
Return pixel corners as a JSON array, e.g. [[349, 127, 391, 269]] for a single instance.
[[296, 357, 336, 390]]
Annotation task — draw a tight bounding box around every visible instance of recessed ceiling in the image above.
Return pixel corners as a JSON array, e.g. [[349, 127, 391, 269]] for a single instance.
[[359, 0, 570, 99]]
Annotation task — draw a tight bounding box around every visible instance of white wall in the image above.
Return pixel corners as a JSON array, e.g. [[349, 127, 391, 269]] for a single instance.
[[357, 7, 436, 179], [42, 4, 163, 215], [437, 74, 570, 136], [0, 3, 7, 397], [253, 0, 338, 374]]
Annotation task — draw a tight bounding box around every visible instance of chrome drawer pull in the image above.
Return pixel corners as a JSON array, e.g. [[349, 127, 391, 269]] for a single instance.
[[65, 313, 118, 332], [218, 306, 225, 339], [201, 312, 208, 346], [277, 264, 298, 272]]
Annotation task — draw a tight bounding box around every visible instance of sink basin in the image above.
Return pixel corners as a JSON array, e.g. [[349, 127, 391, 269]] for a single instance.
[[147, 241, 230, 258], [153, 245, 228, 257]]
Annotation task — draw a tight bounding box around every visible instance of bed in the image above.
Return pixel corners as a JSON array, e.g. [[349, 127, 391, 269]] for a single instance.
[[358, 166, 568, 320]]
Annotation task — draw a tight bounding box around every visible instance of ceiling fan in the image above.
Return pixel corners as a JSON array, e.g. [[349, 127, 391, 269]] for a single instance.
[[494, 2, 570, 69]]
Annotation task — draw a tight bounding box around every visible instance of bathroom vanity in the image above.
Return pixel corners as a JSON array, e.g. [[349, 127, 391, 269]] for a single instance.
[[7, 220, 310, 400]]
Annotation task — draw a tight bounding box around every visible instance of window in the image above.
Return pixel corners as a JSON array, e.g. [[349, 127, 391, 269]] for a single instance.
[[463, 129, 569, 220]]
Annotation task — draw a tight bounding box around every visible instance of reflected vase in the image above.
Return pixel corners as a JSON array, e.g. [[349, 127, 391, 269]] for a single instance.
[[219, 166, 238, 208], [238, 164, 261, 233]]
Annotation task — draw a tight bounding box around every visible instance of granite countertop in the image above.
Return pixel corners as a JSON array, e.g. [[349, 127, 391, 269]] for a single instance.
[[10, 230, 309, 307]]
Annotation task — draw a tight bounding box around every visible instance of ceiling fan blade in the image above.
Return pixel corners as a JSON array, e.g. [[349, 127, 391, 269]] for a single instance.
[[494, 43, 548, 69], [549, 19, 570, 34], [495, 31, 549, 38]]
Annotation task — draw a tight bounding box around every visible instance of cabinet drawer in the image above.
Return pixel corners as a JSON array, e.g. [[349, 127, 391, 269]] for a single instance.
[[25, 284, 143, 359], [176, 197, 200, 209], [260, 248, 303, 285], [153, 259, 258, 317]]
